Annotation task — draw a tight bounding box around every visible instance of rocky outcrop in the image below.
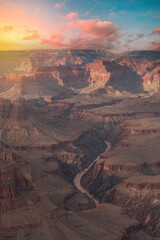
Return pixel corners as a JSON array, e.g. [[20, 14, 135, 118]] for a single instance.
[[85, 60, 111, 87], [0, 144, 33, 213], [105, 176, 160, 238], [69, 109, 160, 123], [117, 57, 160, 92], [0, 58, 152, 101], [0, 98, 59, 147]]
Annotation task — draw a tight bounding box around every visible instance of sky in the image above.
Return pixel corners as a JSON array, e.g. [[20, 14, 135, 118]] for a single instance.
[[0, 0, 160, 52]]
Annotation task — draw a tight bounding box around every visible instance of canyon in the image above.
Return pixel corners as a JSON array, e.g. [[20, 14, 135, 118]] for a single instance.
[[0, 49, 159, 240]]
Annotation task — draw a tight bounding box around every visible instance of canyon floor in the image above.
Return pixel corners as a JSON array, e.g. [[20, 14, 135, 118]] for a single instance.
[[0, 49, 160, 240]]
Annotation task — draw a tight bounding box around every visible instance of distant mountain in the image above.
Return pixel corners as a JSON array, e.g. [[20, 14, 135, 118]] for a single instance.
[[15, 49, 116, 72], [0, 50, 159, 100], [0, 50, 31, 76], [119, 50, 160, 61], [0, 60, 145, 100], [0, 49, 116, 76]]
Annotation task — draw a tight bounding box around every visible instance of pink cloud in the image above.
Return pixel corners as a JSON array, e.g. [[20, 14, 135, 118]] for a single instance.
[[41, 39, 66, 48], [62, 12, 78, 21], [151, 41, 160, 46], [50, 32, 65, 42], [69, 36, 115, 49], [109, 12, 115, 17], [23, 30, 40, 40], [67, 19, 119, 39], [41, 32, 67, 48], [40, 18, 120, 49], [54, 0, 66, 8], [148, 41, 160, 51], [151, 28, 160, 35], [54, 3, 61, 8]]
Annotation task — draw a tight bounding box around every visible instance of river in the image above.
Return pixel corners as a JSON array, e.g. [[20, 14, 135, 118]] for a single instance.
[[74, 141, 111, 207]]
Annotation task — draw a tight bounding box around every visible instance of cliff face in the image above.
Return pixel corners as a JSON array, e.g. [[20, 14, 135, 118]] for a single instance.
[[0, 98, 59, 147], [0, 57, 159, 101], [0, 144, 33, 213], [118, 58, 160, 92], [105, 176, 160, 237]]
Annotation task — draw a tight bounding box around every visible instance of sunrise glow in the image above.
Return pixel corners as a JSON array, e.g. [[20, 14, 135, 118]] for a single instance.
[[0, 0, 160, 51]]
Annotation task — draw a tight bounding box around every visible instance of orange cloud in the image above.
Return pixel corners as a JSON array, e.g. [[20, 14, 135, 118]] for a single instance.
[[23, 30, 40, 40], [151, 28, 160, 35], [0, 25, 16, 32], [62, 12, 78, 21], [0, 24, 28, 32]]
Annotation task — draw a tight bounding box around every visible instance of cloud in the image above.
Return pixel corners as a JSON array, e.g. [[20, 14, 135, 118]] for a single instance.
[[54, 3, 61, 8], [69, 36, 115, 49], [0, 24, 27, 32], [54, 1, 66, 8], [40, 19, 120, 49], [50, 32, 65, 42], [151, 28, 160, 35], [41, 38, 66, 48], [41, 32, 66, 48], [23, 30, 40, 40], [109, 12, 115, 17], [0, 25, 16, 32], [136, 33, 144, 39], [62, 12, 78, 21], [128, 34, 134, 38], [40, 33, 116, 49], [119, 11, 125, 14], [67, 19, 119, 39], [127, 33, 144, 44], [151, 41, 160, 46], [148, 41, 160, 51]]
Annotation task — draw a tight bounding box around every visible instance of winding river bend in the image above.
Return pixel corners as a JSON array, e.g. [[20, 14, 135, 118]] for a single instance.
[[74, 141, 111, 207]]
